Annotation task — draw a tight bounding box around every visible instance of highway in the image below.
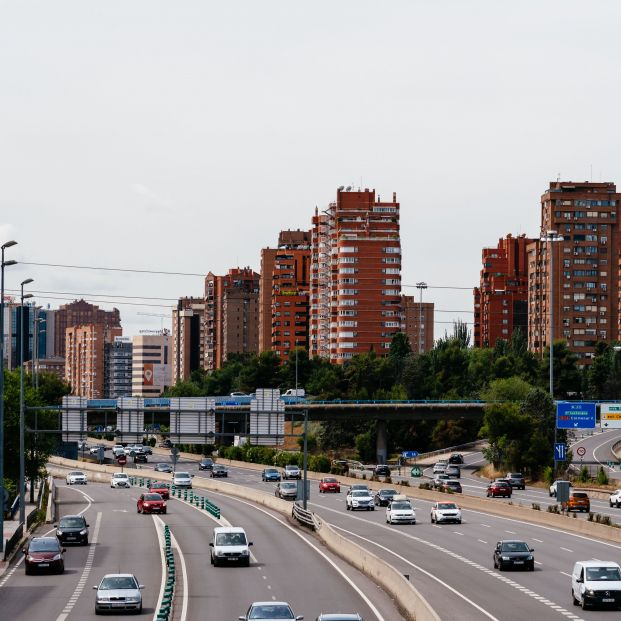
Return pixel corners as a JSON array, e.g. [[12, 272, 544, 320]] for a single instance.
[[0, 479, 403, 620]]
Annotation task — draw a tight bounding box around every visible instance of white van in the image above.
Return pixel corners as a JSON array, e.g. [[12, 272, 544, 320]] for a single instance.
[[571, 560, 621, 610], [209, 526, 253, 567]]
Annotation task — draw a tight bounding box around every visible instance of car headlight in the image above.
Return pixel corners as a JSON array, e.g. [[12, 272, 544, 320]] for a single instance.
[[97, 596, 109, 602], [216, 551, 225, 556], [26, 555, 34, 561], [502, 556, 510, 561], [526, 555, 533, 561], [241, 549, 250, 555], [52, 553, 63, 560], [585, 589, 595, 596], [57, 530, 63, 535], [80, 529, 88, 535], [126, 596, 141, 602]]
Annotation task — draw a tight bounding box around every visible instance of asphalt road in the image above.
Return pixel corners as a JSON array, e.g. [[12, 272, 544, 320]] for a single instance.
[[0, 477, 403, 621]]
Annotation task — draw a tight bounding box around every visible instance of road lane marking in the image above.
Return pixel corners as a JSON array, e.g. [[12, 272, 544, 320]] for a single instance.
[[533, 538, 543, 543], [480, 523, 491, 527], [152, 515, 167, 621], [168, 524, 188, 621], [208, 491, 385, 621], [560, 572, 572, 577], [478, 539, 487, 544], [505, 530, 516, 534], [560, 547, 573, 553], [55, 511, 102, 621]]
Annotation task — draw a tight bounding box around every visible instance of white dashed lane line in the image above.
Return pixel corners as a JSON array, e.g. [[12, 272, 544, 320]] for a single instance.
[[560, 547, 573, 553]]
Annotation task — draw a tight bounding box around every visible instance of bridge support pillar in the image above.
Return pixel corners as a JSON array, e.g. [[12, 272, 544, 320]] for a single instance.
[[376, 420, 388, 464]]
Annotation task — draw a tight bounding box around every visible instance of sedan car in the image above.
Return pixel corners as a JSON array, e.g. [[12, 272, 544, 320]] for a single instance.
[[137, 493, 167, 514], [373, 488, 398, 506], [319, 477, 341, 493], [386, 496, 416, 524], [493, 540, 535, 571], [199, 458, 214, 471], [445, 465, 460, 479], [66, 470, 88, 485], [239, 601, 302, 621], [430, 501, 462, 524], [147, 481, 170, 499], [374, 464, 391, 477], [486, 481, 512, 498], [211, 464, 228, 478], [432, 473, 450, 488], [172, 471, 193, 488], [262, 468, 281, 482], [346, 489, 374, 511], [94, 574, 144, 614], [55, 515, 89, 545], [505, 472, 525, 490], [133, 452, 148, 463], [24, 537, 65, 574], [154, 463, 173, 474], [110, 473, 131, 488], [609, 489, 621, 508], [275, 481, 298, 500]]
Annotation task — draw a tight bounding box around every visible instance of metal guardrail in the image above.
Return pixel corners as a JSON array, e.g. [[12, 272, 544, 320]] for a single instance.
[[292, 501, 318, 530], [3, 522, 23, 562]]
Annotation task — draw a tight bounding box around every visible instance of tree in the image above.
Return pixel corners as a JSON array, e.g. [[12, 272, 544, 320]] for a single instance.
[[481, 377, 534, 402]]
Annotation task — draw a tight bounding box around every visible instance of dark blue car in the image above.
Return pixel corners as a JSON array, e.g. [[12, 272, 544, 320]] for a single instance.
[[261, 468, 281, 482]]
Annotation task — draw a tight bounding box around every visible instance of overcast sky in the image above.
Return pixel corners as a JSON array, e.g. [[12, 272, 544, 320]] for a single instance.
[[2, 1, 620, 340]]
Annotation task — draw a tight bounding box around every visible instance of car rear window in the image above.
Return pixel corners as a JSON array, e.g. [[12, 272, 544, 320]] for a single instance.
[[573, 493, 588, 499], [144, 494, 162, 500]]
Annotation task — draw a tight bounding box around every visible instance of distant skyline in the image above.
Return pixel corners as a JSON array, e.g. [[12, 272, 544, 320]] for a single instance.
[[2, 1, 620, 339]]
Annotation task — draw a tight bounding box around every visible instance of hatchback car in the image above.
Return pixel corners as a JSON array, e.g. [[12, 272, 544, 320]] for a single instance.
[[199, 458, 214, 471], [211, 464, 229, 478], [568, 492, 590, 513], [493, 540, 535, 571], [262, 468, 281, 482], [66, 470, 88, 485], [386, 496, 416, 524], [373, 488, 398, 506], [445, 465, 460, 479], [374, 464, 391, 477], [24, 537, 65, 574], [432, 462, 447, 474], [486, 480, 512, 498], [432, 473, 450, 488], [55, 515, 89, 545], [275, 481, 298, 500], [609, 489, 621, 508], [282, 464, 301, 479], [137, 493, 167, 514], [110, 473, 131, 488], [93, 574, 144, 614], [154, 463, 173, 473], [239, 601, 302, 620], [147, 481, 170, 499], [319, 477, 341, 493], [430, 501, 462, 524], [448, 453, 464, 464], [441, 480, 462, 493], [505, 472, 525, 490], [133, 452, 148, 463]]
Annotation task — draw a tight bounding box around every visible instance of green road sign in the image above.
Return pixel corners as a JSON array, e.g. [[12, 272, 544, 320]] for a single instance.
[[410, 466, 422, 478]]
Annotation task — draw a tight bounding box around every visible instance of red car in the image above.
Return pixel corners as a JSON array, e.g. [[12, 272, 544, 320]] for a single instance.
[[319, 477, 341, 493], [23, 537, 65, 575], [147, 481, 170, 500], [486, 481, 512, 498], [137, 493, 167, 514]]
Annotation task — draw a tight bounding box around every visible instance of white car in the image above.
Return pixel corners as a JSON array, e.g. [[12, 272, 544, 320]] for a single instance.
[[110, 473, 131, 488], [430, 501, 462, 524], [549, 479, 572, 497], [432, 462, 447, 474], [609, 489, 621, 508], [172, 471, 194, 489], [66, 471, 87, 485], [89, 445, 104, 456], [94, 573, 144, 614], [386, 496, 416, 524], [346, 489, 374, 511]]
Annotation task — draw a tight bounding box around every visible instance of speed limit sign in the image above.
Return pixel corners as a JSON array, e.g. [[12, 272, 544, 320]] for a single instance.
[[576, 446, 586, 457]]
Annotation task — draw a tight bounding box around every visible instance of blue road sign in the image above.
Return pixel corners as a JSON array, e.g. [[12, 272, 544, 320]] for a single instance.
[[402, 451, 419, 459], [554, 443, 566, 462], [556, 402, 596, 429]]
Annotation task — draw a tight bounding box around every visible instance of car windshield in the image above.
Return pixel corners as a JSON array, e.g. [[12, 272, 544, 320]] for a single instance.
[[438, 503, 457, 510], [352, 490, 369, 497], [175, 473, 190, 479], [157, 464, 170, 469], [99, 576, 138, 590], [216, 532, 247, 546], [501, 542, 530, 553], [282, 483, 297, 489], [380, 490, 396, 496], [114, 474, 128, 479], [29, 538, 60, 552], [585, 567, 621, 581], [59, 517, 85, 528], [249, 604, 294, 619], [70, 472, 84, 476], [446, 482, 460, 487], [144, 494, 162, 501], [265, 469, 278, 474], [572, 493, 588, 499], [391, 502, 411, 510], [286, 465, 298, 470]]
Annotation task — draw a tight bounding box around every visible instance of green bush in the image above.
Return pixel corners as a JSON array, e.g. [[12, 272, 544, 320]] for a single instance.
[[578, 465, 590, 483], [148, 437, 156, 448], [596, 466, 609, 486], [543, 465, 554, 486], [309, 455, 331, 473]]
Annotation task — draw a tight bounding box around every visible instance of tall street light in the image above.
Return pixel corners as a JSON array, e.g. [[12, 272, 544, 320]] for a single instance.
[[19, 278, 33, 525], [542, 231, 563, 470], [0, 240, 17, 554], [415, 282, 427, 354]]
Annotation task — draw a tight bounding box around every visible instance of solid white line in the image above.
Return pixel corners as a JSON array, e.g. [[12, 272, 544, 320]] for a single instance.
[[152, 516, 167, 621], [168, 528, 188, 621], [533, 538, 543, 543], [560, 547, 573, 553], [208, 491, 385, 621], [560, 571, 572, 578]]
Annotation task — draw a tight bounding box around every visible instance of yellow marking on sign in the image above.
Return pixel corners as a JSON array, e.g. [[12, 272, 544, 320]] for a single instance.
[[602, 413, 621, 420]]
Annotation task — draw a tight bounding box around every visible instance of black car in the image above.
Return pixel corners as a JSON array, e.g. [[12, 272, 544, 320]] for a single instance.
[[140, 446, 153, 455], [374, 488, 398, 506], [374, 465, 391, 477], [199, 458, 214, 471], [55, 515, 89, 545], [159, 439, 172, 448], [134, 453, 148, 463], [493, 540, 534, 571], [211, 464, 228, 478], [448, 453, 464, 464]]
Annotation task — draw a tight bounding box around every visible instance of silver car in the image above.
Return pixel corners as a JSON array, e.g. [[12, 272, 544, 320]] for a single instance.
[[93, 573, 144, 614], [239, 601, 302, 620]]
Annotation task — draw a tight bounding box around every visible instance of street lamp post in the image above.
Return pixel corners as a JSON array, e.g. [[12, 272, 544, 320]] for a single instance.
[[19, 278, 34, 525], [0, 240, 17, 554], [415, 282, 427, 354], [542, 231, 563, 470]]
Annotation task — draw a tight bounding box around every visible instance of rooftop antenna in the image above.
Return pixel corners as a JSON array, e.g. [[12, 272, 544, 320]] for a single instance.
[[590, 164, 593, 182], [556, 172, 561, 182]]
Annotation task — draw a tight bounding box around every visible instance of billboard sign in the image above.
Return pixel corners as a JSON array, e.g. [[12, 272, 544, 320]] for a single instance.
[[556, 402, 596, 429], [600, 403, 621, 429]]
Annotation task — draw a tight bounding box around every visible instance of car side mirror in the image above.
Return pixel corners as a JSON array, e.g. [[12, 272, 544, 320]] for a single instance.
[[93, 585, 98, 589], [530, 548, 534, 552], [249, 542, 253, 546], [296, 616, 304, 620], [209, 543, 214, 547], [239, 617, 246, 620], [86, 524, 90, 527], [54, 524, 58, 527], [576, 577, 582, 583], [139, 585, 145, 589], [22, 548, 27, 554], [62, 548, 66, 553]]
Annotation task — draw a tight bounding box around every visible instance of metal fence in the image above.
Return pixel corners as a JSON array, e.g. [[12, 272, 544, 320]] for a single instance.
[[3, 522, 23, 561], [292, 502, 318, 530]]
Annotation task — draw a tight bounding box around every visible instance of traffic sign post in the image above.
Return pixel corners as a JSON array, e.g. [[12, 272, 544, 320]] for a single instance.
[[576, 446, 586, 458], [556, 402, 596, 429], [117, 454, 127, 472], [600, 404, 621, 429], [402, 451, 419, 459], [554, 443, 566, 462], [171, 447, 179, 467], [410, 466, 422, 477]]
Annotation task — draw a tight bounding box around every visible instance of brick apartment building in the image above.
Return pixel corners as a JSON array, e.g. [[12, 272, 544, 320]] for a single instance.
[[527, 181, 621, 364], [310, 187, 402, 362], [473, 234, 533, 348], [172, 296, 205, 383], [65, 324, 122, 398], [259, 230, 311, 362], [401, 296, 434, 353], [204, 268, 259, 371]]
